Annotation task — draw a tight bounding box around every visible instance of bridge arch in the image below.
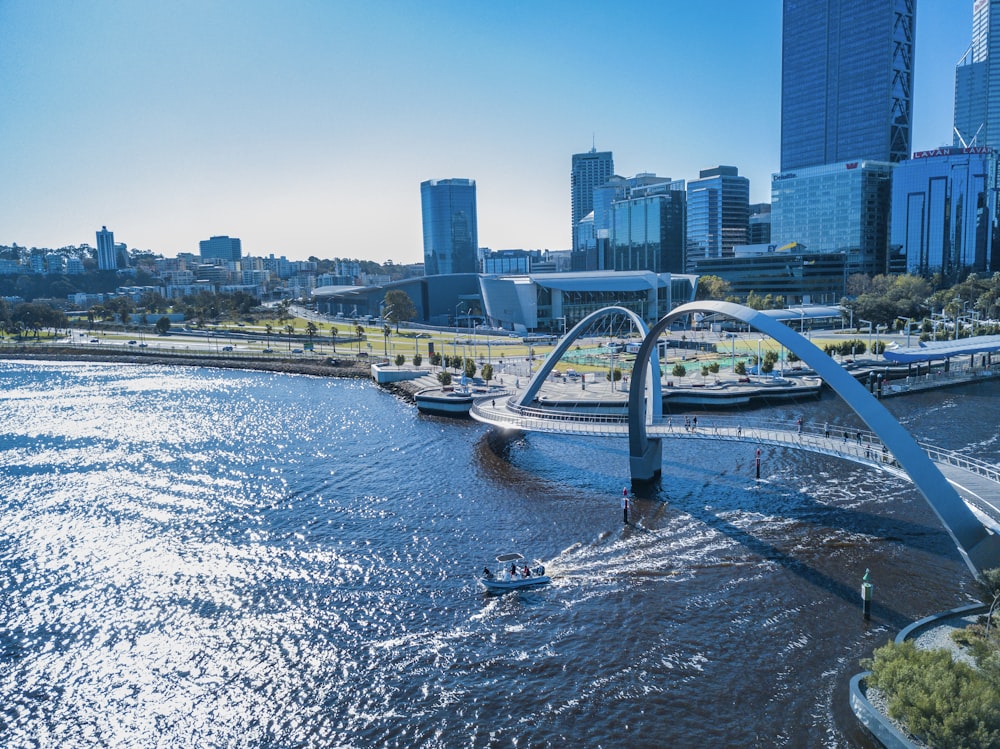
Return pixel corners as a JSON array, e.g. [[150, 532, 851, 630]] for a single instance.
[[513, 306, 661, 422], [627, 300, 1000, 576]]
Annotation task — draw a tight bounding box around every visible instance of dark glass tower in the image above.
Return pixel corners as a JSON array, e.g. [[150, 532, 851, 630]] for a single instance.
[[780, 0, 915, 170], [420, 178, 478, 276]]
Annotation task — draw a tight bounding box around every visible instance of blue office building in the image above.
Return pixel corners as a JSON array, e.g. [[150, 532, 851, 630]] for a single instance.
[[421, 178, 479, 276], [685, 166, 750, 271], [781, 0, 915, 170], [608, 179, 686, 274], [890, 146, 1000, 277], [955, 0, 1000, 149], [199, 235, 242, 262], [771, 160, 894, 275]]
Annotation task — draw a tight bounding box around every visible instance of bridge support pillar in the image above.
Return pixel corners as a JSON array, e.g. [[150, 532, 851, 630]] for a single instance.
[[630, 438, 662, 482]]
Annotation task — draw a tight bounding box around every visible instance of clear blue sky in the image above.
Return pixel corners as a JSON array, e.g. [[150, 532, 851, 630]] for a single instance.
[[0, 1, 973, 263]]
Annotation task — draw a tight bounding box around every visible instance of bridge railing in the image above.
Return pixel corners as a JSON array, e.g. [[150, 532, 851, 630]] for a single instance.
[[918, 444, 1000, 484], [472, 400, 999, 488]]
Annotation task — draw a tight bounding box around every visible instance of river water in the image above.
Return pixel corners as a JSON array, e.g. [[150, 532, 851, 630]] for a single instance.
[[0, 360, 996, 748]]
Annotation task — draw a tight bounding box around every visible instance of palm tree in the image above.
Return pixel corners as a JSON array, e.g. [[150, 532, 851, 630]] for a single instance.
[[305, 321, 318, 350], [264, 323, 273, 350], [284, 324, 295, 351], [355, 324, 365, 353], [329, 324, 337, 352]]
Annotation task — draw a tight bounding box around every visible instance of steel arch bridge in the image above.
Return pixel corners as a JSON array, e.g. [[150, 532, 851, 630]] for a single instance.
[[475, 301, 1000, 577]]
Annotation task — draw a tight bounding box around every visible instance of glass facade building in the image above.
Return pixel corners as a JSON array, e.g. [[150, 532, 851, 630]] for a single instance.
[[608, 184, 686, 274], [771, 160, 894, 275], [890, 146, 1000, 277], [693, 250, 847, 305], [780, 0, 915, 170], [421, 178, 479, 276], [571, 148, 614, 250], [954, 0, 1000, 149], [199, 235, 242, 262], [685, 166, 750, 271]]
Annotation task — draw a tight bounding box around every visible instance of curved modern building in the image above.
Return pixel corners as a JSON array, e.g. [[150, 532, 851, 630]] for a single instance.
[[421, 179, 478, 276]]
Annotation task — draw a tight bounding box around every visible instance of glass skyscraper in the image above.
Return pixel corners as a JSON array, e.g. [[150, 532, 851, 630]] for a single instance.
[[780, 0, 915, 170], [571, 148, 614, 250], [685, 166, 750, 271], [954, 0, 1000, 149], [420, 178, 478, 276], [771, 160, 893, 275], [891, 146, 1000, 277], [608, 183, 686, 274]]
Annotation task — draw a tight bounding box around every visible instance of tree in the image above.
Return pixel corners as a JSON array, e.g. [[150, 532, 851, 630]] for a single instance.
[[355, 324, 365, 353], [329, 324, 337, 353], [481, 362, 494, 384], [394, 353, 406, 366], [264, 323, 273, 350], [464, 357, 477, 380], [305, 322, 318, 348], [672, 363, 687, 380], [155, 316, 171, 335], [437, 370, 452, 387], [412, 353, 422, 366], [696, 275, 731, 301], [734, 360, 747, 376], [383, 290, 418, 332], [284, 324, 295, 351]]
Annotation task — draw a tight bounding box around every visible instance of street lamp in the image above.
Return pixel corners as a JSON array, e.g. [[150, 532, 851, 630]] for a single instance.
[[896, 316, 913, 348], [858, 319, 873, 357]]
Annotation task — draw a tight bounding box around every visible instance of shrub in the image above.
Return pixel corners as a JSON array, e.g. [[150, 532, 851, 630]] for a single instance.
[[865, 640, 1000, 747]]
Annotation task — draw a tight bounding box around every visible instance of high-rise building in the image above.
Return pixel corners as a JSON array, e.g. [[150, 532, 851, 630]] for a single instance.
[[954, 0, 1000, 149], [685, 166, 750, 271], [571, 148, 614, 249], [199, 235, 242, 262], [890, 146, 1000, 277], [607, 179, 686, 274], [96, 226, 117, 270], [771, 159, 894, 275], [780, 0, 915, 170], [748, 204, 773, 245], [420, 178, 478, 276]]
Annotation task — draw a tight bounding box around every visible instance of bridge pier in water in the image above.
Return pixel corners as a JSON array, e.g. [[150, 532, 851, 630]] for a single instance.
[[630, 437, 662, 482]]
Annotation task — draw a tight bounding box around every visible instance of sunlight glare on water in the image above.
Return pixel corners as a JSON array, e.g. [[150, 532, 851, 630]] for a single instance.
[[0, 360, 995, 748]]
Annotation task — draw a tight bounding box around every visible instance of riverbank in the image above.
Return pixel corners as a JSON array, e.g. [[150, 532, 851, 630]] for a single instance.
[[0, 345, 373, 379]]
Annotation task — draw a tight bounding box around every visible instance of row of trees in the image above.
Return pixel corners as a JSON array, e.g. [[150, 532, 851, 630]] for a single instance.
[[697, 271, 1000, 333], [0, 299, 70, 338]]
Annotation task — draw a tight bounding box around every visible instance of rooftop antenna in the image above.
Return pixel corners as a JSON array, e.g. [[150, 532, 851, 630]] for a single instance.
[[591, 132, 596, 153]]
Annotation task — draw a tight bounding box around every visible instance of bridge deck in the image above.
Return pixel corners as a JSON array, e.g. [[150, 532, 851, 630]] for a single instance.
[[471, 396, 1000, 531]]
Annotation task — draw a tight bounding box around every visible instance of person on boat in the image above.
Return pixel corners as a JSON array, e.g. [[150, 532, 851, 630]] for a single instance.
[[523, 565, 531, 577], [483, 567, 493, 580], [510, 562, 518, 577]]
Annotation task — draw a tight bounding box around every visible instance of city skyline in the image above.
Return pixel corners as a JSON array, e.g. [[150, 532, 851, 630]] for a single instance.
[[0, 1, 973, 263]]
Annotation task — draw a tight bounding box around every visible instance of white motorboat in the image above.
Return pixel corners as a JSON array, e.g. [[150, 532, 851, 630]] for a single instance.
[[479, 553, 550, 593]]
